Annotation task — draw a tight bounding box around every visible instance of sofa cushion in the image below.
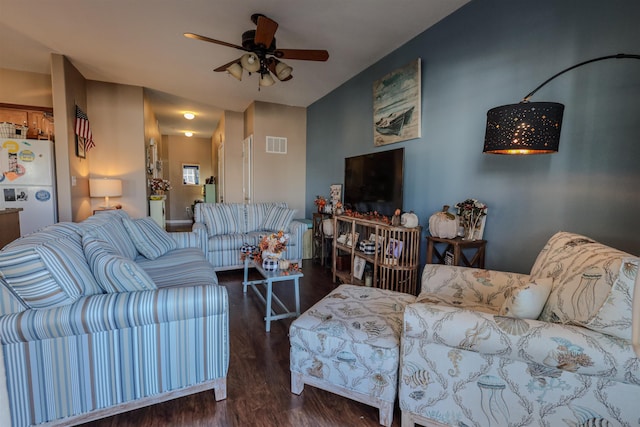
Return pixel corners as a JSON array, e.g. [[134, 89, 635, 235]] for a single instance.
[[122, 217, 177, 260], [202, 204, 241, 236], [581, 257, 638, 340], [530, 231, 633, 324], [0, 223, 102, 308], [136, 247, 218, 287], [80, 211, 138, 260], [499, 278, 553, 319], [83, 234, 157, 293], [415, 292, 500, 315], [262, 205, 295, 231]]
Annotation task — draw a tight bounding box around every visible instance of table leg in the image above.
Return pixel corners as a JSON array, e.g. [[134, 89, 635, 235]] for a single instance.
[[294, 277, 300, 317], [243, 258, 249, 293], [265, 279, 273, 332]]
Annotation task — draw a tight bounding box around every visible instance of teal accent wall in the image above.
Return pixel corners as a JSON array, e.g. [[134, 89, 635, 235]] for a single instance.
[[306, 0, 640, 272]]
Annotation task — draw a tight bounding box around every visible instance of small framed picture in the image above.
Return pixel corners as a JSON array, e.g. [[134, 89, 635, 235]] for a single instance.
[[445, 250, 454, 265], [353, 256, 366, 280], [330, 184, 342, 204], [75, 135, 86, 159], [386, 238, 403, 258], [346, 232, 359, 248]]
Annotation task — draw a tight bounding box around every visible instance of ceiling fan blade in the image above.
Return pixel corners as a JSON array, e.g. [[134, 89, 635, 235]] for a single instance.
[[184, 32, 245, 51], [254, 15, 278, 48], [275, 49, 329, 61], [214, 58, 242, 72]]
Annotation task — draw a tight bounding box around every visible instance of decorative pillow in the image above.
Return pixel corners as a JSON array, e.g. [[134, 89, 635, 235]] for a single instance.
[[122, 217, 177, 260], [0, 232, 99, 309], [581, 257, 638, 340], [499, 278, 553, 319], [80, 212, 138, 260], [530, 231, 632, 324], [201, 204, 240, 236], [262, 205, 295, 232], [82, 234, 157, 293]]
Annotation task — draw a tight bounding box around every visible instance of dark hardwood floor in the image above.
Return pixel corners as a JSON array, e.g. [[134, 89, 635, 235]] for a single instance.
[[82, 260, 403, 427]]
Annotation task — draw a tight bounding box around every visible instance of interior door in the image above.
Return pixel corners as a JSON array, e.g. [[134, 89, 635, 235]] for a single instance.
[[217, 143, 224, 203], [242, 135, 253, 204]]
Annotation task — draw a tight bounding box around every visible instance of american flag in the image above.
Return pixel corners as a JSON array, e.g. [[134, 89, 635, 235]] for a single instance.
[[75, 106, 95, 152]]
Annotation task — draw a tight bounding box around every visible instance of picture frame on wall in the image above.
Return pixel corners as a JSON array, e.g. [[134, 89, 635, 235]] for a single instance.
[[373, 58, 422, 146], [75, 135, 86, 159]]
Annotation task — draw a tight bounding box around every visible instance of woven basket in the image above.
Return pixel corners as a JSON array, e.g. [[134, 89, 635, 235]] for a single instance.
[[0, 122, 28, 139]]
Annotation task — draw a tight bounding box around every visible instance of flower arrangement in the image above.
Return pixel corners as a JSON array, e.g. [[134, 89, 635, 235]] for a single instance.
[[314, 195, 327, 212], [259, 230, 290, 256], [455, 198, 487, 240], [150, 178, 171, 194]]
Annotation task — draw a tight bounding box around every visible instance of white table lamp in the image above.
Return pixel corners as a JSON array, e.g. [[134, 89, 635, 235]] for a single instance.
[[89, 178, 122, 208]]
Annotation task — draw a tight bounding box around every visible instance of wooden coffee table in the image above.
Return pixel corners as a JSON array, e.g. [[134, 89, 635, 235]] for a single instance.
[[242, 258, 303, 332]]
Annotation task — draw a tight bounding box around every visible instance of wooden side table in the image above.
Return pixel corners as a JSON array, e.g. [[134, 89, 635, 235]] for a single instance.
[[426, 236, 486, 268]]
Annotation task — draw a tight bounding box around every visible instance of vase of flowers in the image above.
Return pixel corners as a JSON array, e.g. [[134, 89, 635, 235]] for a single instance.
[[455, 198, 487, 240], [258, 231, 290, 270], [150, 178, 171, 196], [314, 195, 327, 213]]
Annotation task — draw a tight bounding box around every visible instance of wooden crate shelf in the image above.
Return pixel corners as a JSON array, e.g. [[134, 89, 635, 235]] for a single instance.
[[332, 215, 421, 295]]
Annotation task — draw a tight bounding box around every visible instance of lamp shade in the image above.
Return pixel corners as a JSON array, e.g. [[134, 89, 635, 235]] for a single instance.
[[275, 61, 293, 81], [226, 62, 243, 81], [259, 72, 275, 87], [90, 178, 122, 207], [483, 102, 564, 154], [240, 53, 261, 73]]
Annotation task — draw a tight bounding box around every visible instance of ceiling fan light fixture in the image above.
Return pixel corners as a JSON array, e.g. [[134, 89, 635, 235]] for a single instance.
[[274, 60, 293, 81], [240, 53, 261, 73], [259, 72, 275, 87], [226, 62, 243, 81]]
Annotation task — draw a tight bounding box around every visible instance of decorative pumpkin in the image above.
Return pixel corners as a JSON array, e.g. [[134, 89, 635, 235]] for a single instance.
[[401, 211, 419, 228], [428, 205, 458, 238]]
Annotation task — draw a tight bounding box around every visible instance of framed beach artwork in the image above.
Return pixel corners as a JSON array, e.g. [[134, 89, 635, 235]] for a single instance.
[[373, 58, 422, 146]]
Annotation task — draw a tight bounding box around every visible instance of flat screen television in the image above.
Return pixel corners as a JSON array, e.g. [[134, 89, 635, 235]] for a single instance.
[[343, 148, 404, 217]]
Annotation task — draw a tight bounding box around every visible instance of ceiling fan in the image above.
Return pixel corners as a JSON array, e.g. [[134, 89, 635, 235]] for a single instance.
[[184, 13, 329, 87]]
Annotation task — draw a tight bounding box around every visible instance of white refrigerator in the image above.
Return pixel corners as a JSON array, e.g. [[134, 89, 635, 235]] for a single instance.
[[0, 138, 57, 236]]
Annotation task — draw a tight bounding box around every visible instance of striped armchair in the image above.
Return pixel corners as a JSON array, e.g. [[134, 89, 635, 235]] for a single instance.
[[0, 211, 229, 427]]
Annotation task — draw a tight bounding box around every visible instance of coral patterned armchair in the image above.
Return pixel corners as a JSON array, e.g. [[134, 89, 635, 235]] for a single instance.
[[399, 232, 640, 427]]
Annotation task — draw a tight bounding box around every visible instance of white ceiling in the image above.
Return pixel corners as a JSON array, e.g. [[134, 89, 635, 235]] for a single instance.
[[0, 0, 469, 137]]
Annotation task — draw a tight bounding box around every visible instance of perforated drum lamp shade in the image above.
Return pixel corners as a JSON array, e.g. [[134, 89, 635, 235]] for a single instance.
[[483, 53, 640, 155], [89, 178, 122, 208]]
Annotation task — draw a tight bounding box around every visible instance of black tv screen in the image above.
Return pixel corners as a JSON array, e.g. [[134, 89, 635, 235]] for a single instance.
[[343, 148, 404, 217]]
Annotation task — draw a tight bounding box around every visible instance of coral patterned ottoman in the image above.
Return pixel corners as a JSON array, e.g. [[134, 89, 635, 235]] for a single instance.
[[289, 284, 415, 426]]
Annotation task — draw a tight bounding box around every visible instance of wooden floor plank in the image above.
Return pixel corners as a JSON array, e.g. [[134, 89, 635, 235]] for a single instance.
[[81, 261, 402, 427]]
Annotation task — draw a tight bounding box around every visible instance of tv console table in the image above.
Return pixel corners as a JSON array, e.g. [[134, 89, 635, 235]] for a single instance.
[[332, 215, 421, 295]]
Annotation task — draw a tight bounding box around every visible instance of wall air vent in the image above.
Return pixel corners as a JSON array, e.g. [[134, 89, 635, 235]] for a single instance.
[[266, 136, 287, 154]]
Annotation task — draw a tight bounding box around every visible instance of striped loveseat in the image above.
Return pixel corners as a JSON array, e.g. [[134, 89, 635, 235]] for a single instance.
[[193, 202, 306, 271], [0, 210, 229, 427]]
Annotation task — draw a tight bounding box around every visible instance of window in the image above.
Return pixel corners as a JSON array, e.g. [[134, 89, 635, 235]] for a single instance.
[[183, 164, 200, 185]]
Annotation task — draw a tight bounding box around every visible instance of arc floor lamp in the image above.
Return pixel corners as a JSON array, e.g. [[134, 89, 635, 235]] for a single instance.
[[483, 53, 640, 155]]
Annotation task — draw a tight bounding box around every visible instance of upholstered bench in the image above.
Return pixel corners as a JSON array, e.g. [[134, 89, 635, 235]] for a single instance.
[[289, 284, 415, 426]]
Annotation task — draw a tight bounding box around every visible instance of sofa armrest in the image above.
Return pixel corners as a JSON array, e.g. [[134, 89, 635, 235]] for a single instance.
[[420, 264, 530, 310], [0, 285, 228, 345], [285, 219, 306, 262], [192, 222, 209, 253], [403, 302, 639, 383], [169, 230, 200, 249]]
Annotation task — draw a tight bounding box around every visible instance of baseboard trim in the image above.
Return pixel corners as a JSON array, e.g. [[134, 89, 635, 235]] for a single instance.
[[166, 220, 193, 225]]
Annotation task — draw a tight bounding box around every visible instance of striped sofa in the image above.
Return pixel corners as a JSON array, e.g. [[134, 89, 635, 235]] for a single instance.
[[193, 202, 306, 271], [0, 210, 229, 427]]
